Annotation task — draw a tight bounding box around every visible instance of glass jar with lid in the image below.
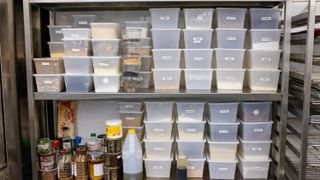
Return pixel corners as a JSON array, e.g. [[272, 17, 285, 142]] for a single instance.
[[74, 146, 88, 180], [88, 151, 104, 180], [57, 149, 72, 179]]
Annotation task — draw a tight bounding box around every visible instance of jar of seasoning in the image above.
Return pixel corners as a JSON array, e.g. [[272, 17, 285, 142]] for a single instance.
[[57, 149, 72, 179], [88, 152, 104, 180], [74, 146, 88, 180]]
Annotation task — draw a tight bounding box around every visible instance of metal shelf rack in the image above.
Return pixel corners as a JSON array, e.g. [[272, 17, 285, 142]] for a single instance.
[[23, 0, 292, 179]]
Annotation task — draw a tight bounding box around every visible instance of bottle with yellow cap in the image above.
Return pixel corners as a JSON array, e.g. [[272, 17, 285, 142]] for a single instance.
[[122, 128, 143, 180]]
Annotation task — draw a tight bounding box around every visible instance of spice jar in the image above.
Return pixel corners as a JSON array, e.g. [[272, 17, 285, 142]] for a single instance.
[[88, 152, 104, 180], [57, 150, 72, 179], [74, 146, 88, 180]]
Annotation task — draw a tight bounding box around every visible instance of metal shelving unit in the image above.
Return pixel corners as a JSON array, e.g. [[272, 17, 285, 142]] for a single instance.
[[23, 0, 292, 179]]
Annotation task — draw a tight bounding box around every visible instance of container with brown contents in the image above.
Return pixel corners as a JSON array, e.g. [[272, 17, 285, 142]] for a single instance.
[[104, 137, 122, 154], [40, 168, 57, 180], [104, 152, 122, 167], [104, 166, 122, 180], [39, 152, 56, 171], [57, 150, 72, 179], [88, 152, 104, 180], [74, 146, 88, 180]]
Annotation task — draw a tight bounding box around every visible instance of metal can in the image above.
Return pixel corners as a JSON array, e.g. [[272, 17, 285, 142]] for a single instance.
[[104, 137, 122, 154], [39, 152, 56, 171], [104, 166, 122, 180], [104, 153, 122, 167]]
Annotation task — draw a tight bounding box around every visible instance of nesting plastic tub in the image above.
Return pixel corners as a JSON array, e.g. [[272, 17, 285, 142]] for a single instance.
[[238, 155, 271, 179], [144, 138, 174, 159], [48, 25, 72, 42], [90, 23, 120, 39], [119, 102, 143, 112], [184, 69, 213, 90], [249, 8, 281, 29], [93, 74, 120, 93], [63, 56, 93, 74], [207, 140, 238, 161], [215, 8, 247, 28], [119, 110, 144, 126], [215, 69, 245, 90], [208, 121, 239, 142], [208, 103, 238, 123], [238, 138, 272, 160], [144, 157, 172, 178], [34, 58, 65, 74], [239, 121, 273, 141], [214, 48, 245, 69], [48, 42, 64, 58], [176, 139, 205, 158], [140, 56, 152, 71], [215, 29, 246, 49], [151, 29, 181, 49], [248, 29, 281, 50], [123, 21, 149, 39], [184, 8, 214, 29], [152, 69, 181, 91], [176, 102, 205, 121], [92, 39, 120, 56], [177, 121, 205, 140], [72, 15, 96, 28], [247, 69, 281, 91], [183, 49, 213, 69], [149, 8, 180, 29], [246, 49, 281, 69], [145, 101, 173, 122], [238, 102, 272, 122], [183, 29, 213, 49], [144, 120, 173, 140], [63, 39, 92, 56], [208, 159, 237, 180], [92, 56, 121, 74], [187, 157, 206, 178], [138, 71, 151, 89], [62, 28, 91, 39], [64, 74, 93, 92], [34, 74, 64, 92], [152, 49, 181, 69]]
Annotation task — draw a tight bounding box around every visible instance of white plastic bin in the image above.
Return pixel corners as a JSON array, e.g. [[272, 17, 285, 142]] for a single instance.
[[119, 102, 143, 112], [184, 8, 214, 29], [176, 102, 205, 121], [248, 29, 281, 50], [215, 28, 246, 49], [152, 69, 181, 91], [215, 8, 247, 28], [176, 139, 205, 158], [207, 158, 237, 180], [34, 74, 64, 93], [48, 42, 64, 58], [92, 39, 120, 56], [183, 49, 213, 69], [144, 138, 174, 159], [208, 121, 239, 142], [138, 71, 151, 89], [207, 140, 238, 161], [246, 49, 281, 69], [238, 155, 271, 179], [249, 8, 281, 29], [187, 158, 206, 178], [238, 138, 272, 160], [177, 121, 205, 140], [72, 15, 96, 28], [63, 56, 93, 74], [183, 29, 213, 49], [63, 39, 92, 56], [247, 69, 280, 91], [144, 120, 173, 140], [62, 28, 91, 39], [92, 56, 121, 74], [145, 101, 174, 122], [184, 69, 213, 90], [238, 102, 272, 122], [90, 23, 120, 39], [214, 48, 245, 69], [64, 74, 93, 92], [48, 25, 72, 42], [239, 121, 273, 141], [144, 157, 172, 178], [152, 49, 181, 69], [149, 8, 180, 29], [208, 103, 238, 123], [151, 29, 181, 49], [215, 69, 245, 90], [93, 74, 120, 93]]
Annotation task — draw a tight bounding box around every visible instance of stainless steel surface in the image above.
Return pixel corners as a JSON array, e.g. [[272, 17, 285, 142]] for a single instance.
[[0, 44, 6, 170]]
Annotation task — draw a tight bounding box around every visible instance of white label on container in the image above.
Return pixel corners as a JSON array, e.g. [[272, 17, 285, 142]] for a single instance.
[[160, 16, 170, 21], [93, 163, 104, 176], [261, 37, 272, 42], [186, 128, 196, 132], [102, 77, 110, 84], [71, 48, 80, 52], [41, 62, 50, 66], [219, 130, 229, 134], [224, 57, 235, 61], [259, 77, 271, 82], [252, 147, 262, 151], [55, 30, 63, 34], [154, 147, 164, 151], [261, 57, 271, 62], [249, 167, 264, 171], [71, 33, 80, 38], [153, 166, 164, 170], [78, 21, 88, 25], [162, 56, 172, 60], [225, 76, 235, 81], [162, 76, 173, 81], [192, 37, 203, 44], [219, 109, 230, 114], [43, 80, 52, 84], [185, 109, 196, 114], [254, 128, 264, 132], [218, 148, 227, 151], [98, 63, 110, 67], [154, 128, 164, 132], [261, 16, 272, 21], [253, 110, 260, 116], [125, 116, 135, 121], [218, 168, 229, 172], [187, 166, 196, 170], [193, 57, 203, 61], [227, 36, 237, 41], [226, 16, 236, 21]]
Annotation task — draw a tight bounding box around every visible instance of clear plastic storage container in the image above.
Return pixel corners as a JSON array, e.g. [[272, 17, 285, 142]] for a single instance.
[[144, 120, 173, 140], [207, 158, 237, 180], [249, 8, 281, 29], [215, 29, 246, 49], [122, 42, 151, 56], [152, 69, 181, 91], [62, 28, 90, 39], [176, 102, 205, 121], [93, 74, 120, 93], [239, 121, 273, 141], [34, 74, 64, 92], [187, 157, 206, 178], [177, 121, 205, 140], [63, 39, 92, 56], [149, 8, 180, 29], [208, 103, 238, 123], [208, 121, 239, 142], [123, 21, 149, 39], [144, 138, 174, 159], [238, 102, 272, 122], [207, 140, 238, 161], [183, 49, 213, 69], [248, 29, 281, 50], [247, 69, 280, 91], [64, 74, 93, 92], [122, 126, 144, 141], [184, 69, 213, 90], [152, 49, 181, 69], [144, 157, 172, 178], [92, 39, 120, 56], [138, 71, 151, 89], [48, 25, 72, 42], [184, 8, 214, 29], [246, 49, 281, 69], [92, 56, 121, 74], [119, 111, 144, 127], [183, 29, 213, 49], [48, 42, 64, 58], [72, 15, 96, 28], [215, 69, 245, 90], [145, 101, 174, 122], [34, 58, 65, 74], [119, 102, 143, 112], [140, 56, 152, 71], [214, 48, 245, 69], [176, 139, 205, 158], [238, 155, 271, 179], [215, 8, 247, 28], [63, 56, 93, 74], [238, 138, 272, 160], [151, 29, 181, 49], [90, 23, 120, 39]]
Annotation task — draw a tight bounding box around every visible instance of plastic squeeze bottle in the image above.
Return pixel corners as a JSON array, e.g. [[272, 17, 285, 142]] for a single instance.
[[122, 129, 143, 180]]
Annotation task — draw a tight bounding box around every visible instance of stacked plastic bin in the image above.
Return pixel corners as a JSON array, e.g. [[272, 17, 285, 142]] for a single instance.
[[237, 102, 273, 179], [150, 8, 182, 92], [176, 102, 206, 178], [214, 8, 247, 91], [183, 9, 214, 91], [90, 22, 121, 92], [143, 102, 174, 178], [207, 103, 240, 179], [246, 8, 282, 91]]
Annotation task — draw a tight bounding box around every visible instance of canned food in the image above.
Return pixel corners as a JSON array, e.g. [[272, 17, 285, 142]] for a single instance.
[[104, 153, 122, 167], [39, 152, 56, 171], [104, 166, 122, 180], [104, 137, 122, 153]]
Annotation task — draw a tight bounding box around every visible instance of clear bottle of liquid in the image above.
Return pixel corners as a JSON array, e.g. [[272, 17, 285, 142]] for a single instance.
[[87, 133, 101, 152], [122, 129, 143, 180]]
